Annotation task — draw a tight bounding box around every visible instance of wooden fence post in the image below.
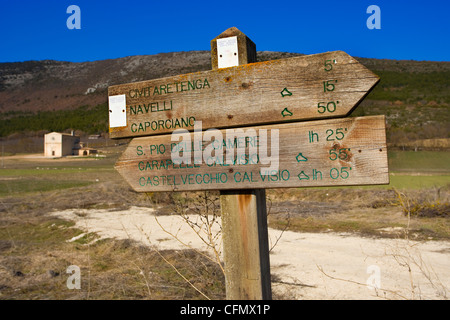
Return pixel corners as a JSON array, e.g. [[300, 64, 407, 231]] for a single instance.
[[211, 27, 272, 300]]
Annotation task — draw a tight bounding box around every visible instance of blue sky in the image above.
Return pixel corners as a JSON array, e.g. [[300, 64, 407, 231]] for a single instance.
[[0, 0, 449, 62]]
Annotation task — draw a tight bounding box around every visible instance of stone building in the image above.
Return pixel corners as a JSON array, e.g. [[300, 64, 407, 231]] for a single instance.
[[44, 132, 80, 158], [76, 143, 98, 156]]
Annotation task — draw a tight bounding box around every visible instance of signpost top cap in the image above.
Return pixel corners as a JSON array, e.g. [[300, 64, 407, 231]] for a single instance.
[[211, 27, 257, 70], [212, 27, 250, 40]]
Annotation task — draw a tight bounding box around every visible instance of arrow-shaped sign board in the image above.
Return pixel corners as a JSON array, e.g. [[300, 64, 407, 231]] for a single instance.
[[115, 115, 388, 192], [108, 51, 379, 139]]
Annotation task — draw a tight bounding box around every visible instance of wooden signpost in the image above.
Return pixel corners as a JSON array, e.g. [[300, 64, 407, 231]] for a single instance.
[[115, 115, 388, 192], [108, 52, 379, 139], [108, 27, 389, 300]]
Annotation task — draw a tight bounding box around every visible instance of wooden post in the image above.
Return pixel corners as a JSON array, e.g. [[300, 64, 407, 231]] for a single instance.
[[211, 27, 272, 300], [219, 189, 271, 299]]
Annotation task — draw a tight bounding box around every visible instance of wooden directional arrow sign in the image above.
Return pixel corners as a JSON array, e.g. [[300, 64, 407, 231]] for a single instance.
[[115, 115, 388, 192], [108, 51, 379, 139]]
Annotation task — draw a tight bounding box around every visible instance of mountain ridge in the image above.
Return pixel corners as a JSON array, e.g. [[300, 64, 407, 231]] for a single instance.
[[0, 50, 448, 144], [1, 50, 449, 114]]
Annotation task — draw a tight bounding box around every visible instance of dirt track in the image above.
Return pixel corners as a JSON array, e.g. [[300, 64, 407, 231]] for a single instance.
[[52, 206, 450, 300]]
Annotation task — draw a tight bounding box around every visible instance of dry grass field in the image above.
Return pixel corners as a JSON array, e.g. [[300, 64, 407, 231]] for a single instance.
[[0, 147, 448, 300]]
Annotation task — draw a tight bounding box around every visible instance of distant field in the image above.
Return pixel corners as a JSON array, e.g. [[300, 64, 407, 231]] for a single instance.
[[384, 150, 450, 190], [385, 174, 449, 190], [0, 150, 448, 197], [388, 150, 450, 173], [0, 178, 92, 196], [0, 166, 114, 196], [0, 155, 118, 196], [0, 149, 448, 300]]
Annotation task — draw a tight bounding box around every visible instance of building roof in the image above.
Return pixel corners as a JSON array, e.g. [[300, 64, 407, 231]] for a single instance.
[[45, 132, 79, 137]]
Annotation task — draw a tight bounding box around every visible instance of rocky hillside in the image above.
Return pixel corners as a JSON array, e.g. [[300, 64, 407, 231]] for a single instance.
[[0, 51, 448, 145], [0, 51, 214, 113], [2, 50, 448, 114]]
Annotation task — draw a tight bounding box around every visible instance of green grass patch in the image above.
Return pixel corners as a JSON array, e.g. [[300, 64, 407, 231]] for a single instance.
[[0, 218, 80, 252], [387, 174, 450, 190], [388, 151, 450, 173], [0, 168, 84, 177], [71, 232, 98, 245], [0, 178, 93, 196], [0, 167, 113, 177], [0, 165, 116, 196]]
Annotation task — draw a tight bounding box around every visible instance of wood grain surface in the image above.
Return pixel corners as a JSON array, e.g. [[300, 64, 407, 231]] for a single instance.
[[115, 115, 388, 192], [108, 51, 379, 138]]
